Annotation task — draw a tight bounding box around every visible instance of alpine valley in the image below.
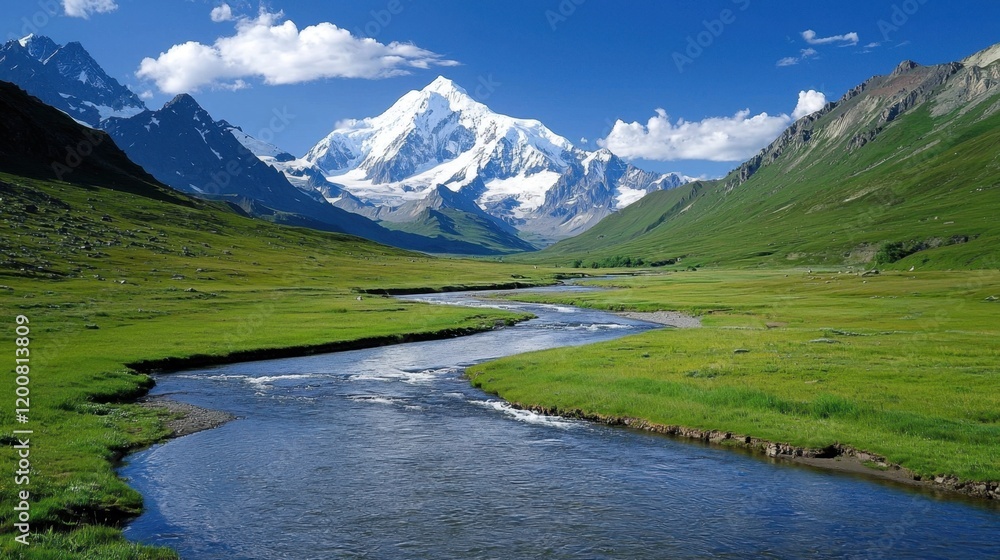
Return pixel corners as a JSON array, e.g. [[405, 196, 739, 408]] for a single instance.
[[2, 11, 1000, 560], [0, 36, 691, 254]]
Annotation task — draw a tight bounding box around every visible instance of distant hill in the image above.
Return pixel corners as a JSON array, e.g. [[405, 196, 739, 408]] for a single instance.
[[534, 43, 1000, 270]]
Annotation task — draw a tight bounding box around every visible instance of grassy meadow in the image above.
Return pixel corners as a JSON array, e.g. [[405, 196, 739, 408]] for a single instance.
[[470, 269, 1000, 482], [0, 173, 554, 558]]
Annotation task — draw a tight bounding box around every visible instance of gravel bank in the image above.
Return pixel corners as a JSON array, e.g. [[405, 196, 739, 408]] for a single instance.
[[616, 310, 702, 328], [139, 396, 236, 438]]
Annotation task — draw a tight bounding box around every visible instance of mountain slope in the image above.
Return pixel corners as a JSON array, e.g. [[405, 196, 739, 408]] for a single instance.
[[301, 76, 691, 242], [379, 185, 537, 254], [534, 43, 1000, 270], [0, 80, 185, 203], [0, 35, 145, 126]]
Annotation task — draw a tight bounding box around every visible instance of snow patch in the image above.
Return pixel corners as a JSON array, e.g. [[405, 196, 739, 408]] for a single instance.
[[615, 186, 648, 208]]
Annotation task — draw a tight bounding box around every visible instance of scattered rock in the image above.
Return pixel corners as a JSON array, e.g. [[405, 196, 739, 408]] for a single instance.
[[184, 287, 197, 293], [985, 296, 998, 302], [862, 269, 880, 277], [809, 338, 841, 344], [85, 324, 99, 330], [733, 348, 751, 354]]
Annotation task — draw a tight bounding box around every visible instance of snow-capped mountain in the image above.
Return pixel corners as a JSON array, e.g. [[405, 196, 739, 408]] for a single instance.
[[302, 76, 692, 240], [0, 35, 145, 127], [98, 94, 499, 253], [100, 94, 385, 236]]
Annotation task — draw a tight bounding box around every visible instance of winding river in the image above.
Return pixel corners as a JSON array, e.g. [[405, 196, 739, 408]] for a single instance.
[[121, 286, 1000, 559]]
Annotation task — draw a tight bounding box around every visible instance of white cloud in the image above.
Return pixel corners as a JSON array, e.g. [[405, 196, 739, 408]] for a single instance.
[[792, 90, 827, 119], [63, 0, 118, 18], [776, 48, 818, 67], [802, 29, 859, 46], [600, 90, 827, 162], [864, 42, 881, 49], [139, 89, 154, 100], [580, 137, 589, 144], [137, 8, 459, 94], [210, 3, 235, 23]]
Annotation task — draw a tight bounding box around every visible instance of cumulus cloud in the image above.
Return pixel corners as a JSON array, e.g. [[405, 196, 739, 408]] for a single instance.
[[210, 3, 235, 23], [599, 90, 827, 162], [802, 29, 859, 46], [63, 0, 118, 18], [137, 8, 459, 94], [792, 90, 827, 119]]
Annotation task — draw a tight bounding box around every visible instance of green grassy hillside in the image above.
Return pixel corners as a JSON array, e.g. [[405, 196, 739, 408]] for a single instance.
[[529, 60, 1000, 271]]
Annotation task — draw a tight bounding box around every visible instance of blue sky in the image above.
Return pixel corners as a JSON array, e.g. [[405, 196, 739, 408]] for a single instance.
[[5, 0, 1000, 178]]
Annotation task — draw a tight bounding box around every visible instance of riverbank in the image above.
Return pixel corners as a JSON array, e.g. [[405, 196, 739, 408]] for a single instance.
[[470, 269, 1000, 500], [127, 317, 530, 374], [502, 401, 999, 500]]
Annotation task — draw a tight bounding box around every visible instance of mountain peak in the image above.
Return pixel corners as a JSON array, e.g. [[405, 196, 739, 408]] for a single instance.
[[164, 93, 203, 113], [17, 34, 59, 61], [1, 35, 147, 126], [891, 60, 920, 76], [423, 76, 468, 97]]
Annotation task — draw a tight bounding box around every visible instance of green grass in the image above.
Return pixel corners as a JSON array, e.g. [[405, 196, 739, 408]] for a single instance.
[[469, 269, 1000, 482], [0, 173, 558, 558]]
